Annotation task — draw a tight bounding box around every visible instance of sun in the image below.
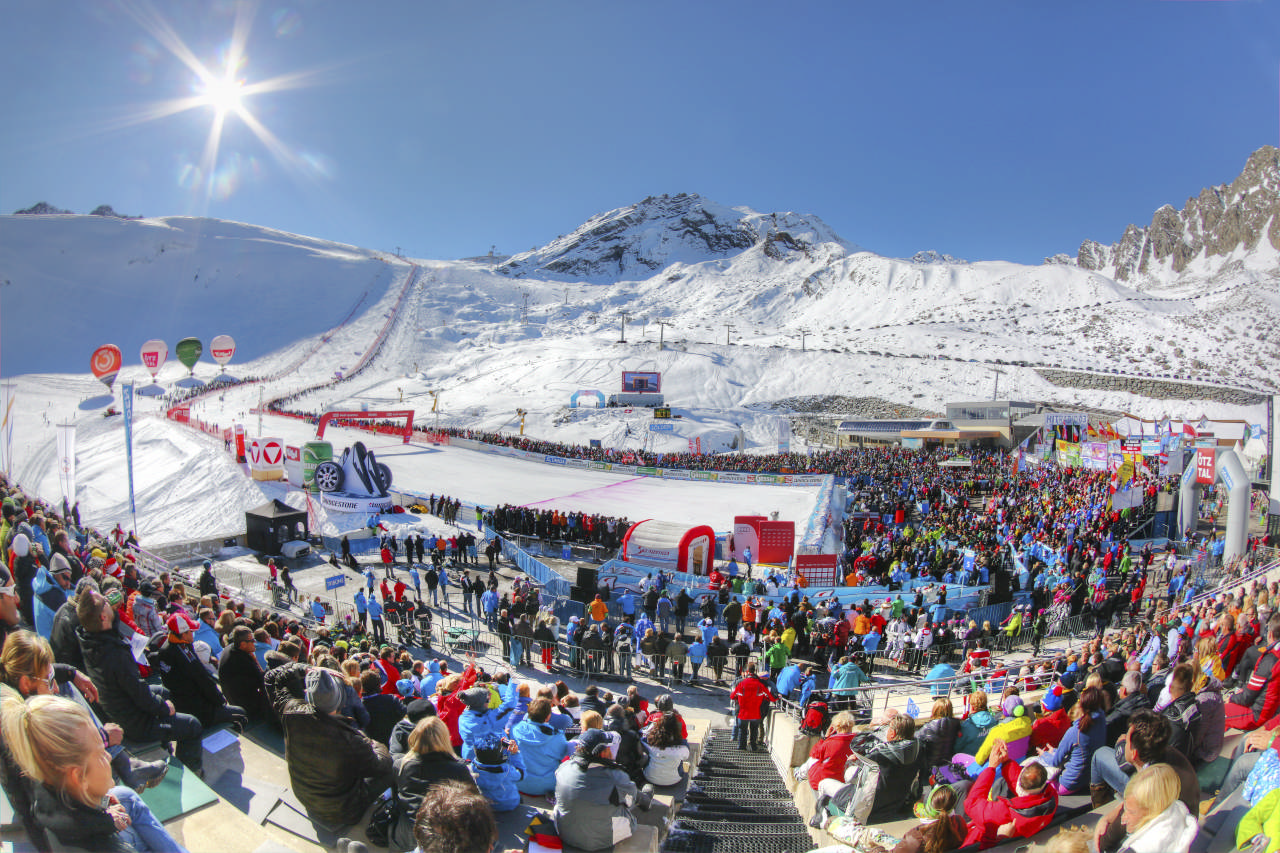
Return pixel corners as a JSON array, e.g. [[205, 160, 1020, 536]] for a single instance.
[[199, 74, 245, 117]]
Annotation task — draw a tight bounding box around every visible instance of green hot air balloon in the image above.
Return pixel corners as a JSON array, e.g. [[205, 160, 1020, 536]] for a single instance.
[[175, 337, 203, 375]]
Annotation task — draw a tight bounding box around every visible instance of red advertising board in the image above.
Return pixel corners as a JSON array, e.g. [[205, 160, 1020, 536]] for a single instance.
[[1195, 447, 1216, 484], [795, 554, 839, 586], [758, 520, 795, 564]]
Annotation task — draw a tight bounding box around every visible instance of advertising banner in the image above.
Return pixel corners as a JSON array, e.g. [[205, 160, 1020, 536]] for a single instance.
[[0, 383, 14, 476], [1083, 442, 1109, 471], [795, 554, 839, 585], [636, 466, 660, 477], [1196, 448, 1216, 484], [1056, 440, 1081, 468], [56, 424, 75, 502], [122, 383, 136, 515]]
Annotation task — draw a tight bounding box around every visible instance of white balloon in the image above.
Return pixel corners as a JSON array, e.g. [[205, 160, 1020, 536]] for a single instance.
[[11, 533, 29, 557]]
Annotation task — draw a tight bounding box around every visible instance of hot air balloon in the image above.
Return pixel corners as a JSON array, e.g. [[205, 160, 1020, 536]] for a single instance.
[[90, 345, 122, 390], [139, 339, 168, 381], [175, 337, 202, 376], [209, 335, 236, 371]]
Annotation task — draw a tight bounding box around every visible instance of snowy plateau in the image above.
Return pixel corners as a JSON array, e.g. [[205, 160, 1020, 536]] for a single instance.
[[0, 149, 1276, 545]]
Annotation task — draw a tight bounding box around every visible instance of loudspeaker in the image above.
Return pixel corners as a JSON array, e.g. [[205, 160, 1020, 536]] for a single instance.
[[992, 569, 1012, 604], [570, 585, 593, 604], [576, 566, 599, 590]]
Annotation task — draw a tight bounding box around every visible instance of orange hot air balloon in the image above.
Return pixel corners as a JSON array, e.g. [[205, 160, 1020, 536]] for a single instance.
[[90, 345, 122, 390]]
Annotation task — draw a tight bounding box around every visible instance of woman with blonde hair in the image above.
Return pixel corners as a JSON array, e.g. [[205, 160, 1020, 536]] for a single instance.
[[1085, 672, 1114, 712], [387, 716, 476, 851], [1114, 764, 1196, 853], [0, 688, 187, 851], [803, 710, 859, 797]]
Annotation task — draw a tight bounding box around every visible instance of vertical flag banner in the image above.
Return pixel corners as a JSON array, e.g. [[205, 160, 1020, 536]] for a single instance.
[[0, 384, 14, 477], [56, 424, 76, 502], [122, 383, 137, 516]]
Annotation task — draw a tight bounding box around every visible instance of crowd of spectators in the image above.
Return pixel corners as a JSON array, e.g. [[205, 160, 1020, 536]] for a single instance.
[[487, 504, 631, 549]]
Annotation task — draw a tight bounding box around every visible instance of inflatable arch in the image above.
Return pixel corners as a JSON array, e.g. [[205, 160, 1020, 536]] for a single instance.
[[619, 519, 715, 576], [569, 390, 606, 408], [1178, 448, 1249, 560]]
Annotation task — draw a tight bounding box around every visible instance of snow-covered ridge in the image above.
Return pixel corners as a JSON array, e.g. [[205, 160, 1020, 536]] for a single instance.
[[496, 192, 858, 282]]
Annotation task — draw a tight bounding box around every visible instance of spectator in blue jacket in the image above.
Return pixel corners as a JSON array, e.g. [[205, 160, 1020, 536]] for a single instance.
[[470, 733, 526, 812], [1038, 685, 1106, 795], [511, 698, 573, 795]]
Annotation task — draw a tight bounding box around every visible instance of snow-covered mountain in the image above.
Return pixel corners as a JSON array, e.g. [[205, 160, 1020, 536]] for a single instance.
[[495, 193, 857, 281]]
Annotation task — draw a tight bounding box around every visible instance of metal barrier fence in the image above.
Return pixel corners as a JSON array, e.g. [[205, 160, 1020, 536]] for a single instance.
[[492, 533, 574, 599], [493, 532, 614, 565]]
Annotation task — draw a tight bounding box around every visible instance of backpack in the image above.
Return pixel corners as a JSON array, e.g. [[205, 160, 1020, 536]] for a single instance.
[[800, 699, 830, 736]]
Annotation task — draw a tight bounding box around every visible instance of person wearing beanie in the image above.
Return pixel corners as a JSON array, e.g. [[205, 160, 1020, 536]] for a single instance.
[[263, 661, 393, 828], [470, 732, 526, 812], [458, 686, 513, 761], [389, 697, 438, 761], [31, 551, 72, 638], [198, 559, 219, 604], [956, 694, 1034, 776], [156, 612, 248, 731]]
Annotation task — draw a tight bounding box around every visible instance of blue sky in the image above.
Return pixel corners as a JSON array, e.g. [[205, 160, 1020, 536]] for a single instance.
[[2, 0, 1277, 265]]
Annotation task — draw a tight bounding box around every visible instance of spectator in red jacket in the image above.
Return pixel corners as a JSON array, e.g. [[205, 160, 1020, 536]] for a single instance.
[[730, 662, 777, 751], [960, 740, 1057, 849], [804, 711, 857, 796], [1225, 623, 1280, 731]]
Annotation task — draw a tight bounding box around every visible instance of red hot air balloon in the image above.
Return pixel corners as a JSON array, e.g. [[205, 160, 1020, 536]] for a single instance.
[[90, 345, 122, 390]]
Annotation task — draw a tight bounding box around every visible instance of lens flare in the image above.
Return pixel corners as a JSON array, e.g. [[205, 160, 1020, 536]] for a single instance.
[[107, 0, 342, 208]]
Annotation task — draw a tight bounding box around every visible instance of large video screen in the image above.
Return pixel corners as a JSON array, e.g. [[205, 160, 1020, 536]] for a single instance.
[[622, 371, 662, 393]]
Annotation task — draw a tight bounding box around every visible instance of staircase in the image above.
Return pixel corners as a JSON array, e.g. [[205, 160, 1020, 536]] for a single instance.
[[661, 729, 812, 853]]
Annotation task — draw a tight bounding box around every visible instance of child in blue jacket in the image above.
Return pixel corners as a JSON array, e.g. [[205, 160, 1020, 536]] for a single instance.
[[470, 733, 526, 812]]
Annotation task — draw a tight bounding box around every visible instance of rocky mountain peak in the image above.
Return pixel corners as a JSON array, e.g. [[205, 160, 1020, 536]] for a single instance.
[[1077, 145, 1280, 280], [13, 201, 73, 215], [496, 193, 851, 281]]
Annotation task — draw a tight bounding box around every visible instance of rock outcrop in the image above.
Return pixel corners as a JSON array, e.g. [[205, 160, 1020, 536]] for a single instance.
[[1078, 146, 1280, 280]]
